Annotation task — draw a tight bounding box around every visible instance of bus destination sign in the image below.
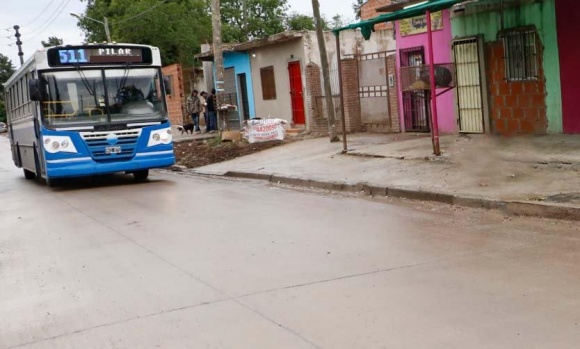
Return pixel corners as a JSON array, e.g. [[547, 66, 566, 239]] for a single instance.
[[47, 46, 152, 66]]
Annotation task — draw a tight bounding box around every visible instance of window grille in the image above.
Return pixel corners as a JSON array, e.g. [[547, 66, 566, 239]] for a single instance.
[[501, 28, 538, 81]]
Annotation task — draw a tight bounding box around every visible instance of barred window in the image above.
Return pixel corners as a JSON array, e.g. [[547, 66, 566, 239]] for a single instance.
[[502, 28, 538, 81]]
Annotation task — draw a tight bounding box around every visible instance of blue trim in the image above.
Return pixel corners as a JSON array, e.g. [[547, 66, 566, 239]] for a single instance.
[[46, 154, 175, 178], [40, 123, 176, 179], [214, 52, 256, 118]]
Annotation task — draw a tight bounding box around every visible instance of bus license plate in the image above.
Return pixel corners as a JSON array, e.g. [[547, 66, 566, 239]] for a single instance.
[[105, 146, 122, 154]]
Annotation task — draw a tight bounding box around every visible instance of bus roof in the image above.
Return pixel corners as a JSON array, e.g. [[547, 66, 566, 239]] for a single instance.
[[3, 43, 162, 88]]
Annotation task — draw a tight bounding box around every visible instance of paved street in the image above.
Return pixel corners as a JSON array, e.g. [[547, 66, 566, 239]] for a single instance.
[[1, 135, 580, 349]]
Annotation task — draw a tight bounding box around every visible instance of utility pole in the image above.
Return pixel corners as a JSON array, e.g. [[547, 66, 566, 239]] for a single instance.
[[13, 25, 24, 66], [312, 0, 339, 142], [211, 0, 226, 131], [103, 17, 111, 43]]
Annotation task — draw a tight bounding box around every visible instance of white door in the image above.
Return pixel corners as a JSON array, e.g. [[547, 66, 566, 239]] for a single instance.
[[453, 38, 485, 133]]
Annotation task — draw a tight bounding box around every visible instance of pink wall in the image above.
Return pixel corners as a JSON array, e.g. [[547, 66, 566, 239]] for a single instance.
[[395, 10, 456, 133]]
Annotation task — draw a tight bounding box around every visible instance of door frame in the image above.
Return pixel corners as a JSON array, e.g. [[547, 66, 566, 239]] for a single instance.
[[287, 60, 306, 125], [452, 35, 490, 133], [400, 46, 430, 132]]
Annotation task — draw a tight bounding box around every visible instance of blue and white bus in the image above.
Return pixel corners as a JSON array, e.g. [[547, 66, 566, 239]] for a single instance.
[[3, 43, 175, 186]]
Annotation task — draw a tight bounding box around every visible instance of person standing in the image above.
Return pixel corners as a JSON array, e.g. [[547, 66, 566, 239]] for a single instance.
[[200, 91, 208, 131], [206, 88, 218, 133], [186, 90, 202, 133]]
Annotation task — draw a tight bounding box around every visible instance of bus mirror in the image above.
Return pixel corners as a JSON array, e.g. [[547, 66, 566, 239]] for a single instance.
[[29, 79, 41, 101], [163, 76, 172, 95]]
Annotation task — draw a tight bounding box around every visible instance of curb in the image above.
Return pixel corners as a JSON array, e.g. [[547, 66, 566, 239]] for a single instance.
[[221, 171, 580, 221]]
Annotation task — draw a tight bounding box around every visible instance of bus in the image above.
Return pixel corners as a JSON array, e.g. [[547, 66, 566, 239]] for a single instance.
[[3, 43, 175, 186]]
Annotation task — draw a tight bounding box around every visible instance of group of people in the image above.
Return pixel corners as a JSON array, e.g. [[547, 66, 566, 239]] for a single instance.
[[185, 89, 218, 133]]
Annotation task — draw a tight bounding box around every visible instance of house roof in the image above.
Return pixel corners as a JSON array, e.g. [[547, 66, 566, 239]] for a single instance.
[[376, 0, 428, 12], [333, 0, 464, 39], [195, 31, 305, 61]]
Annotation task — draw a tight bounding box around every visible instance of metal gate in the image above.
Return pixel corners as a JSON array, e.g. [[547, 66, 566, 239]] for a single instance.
[[453, 38, 485, 133], [400, 47, 430, 132], [223, 67, 241, 130], [357, 52, 393, 131]]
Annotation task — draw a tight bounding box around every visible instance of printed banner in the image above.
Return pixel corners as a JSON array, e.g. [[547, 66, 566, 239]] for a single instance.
[[244, 119, 287, 143], [399, 11, 443, 37]]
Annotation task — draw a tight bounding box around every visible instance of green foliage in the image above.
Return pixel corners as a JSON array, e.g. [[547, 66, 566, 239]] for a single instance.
[[0, 53, 16, 98], [353, 0, 364, 20], [221, 0, 288, 42], [286, 13, 316, 31], [41, 37, 64, 48], [329, 14, 347, 29], [78, 0, 212, 66], [0, 101, 6, 123]]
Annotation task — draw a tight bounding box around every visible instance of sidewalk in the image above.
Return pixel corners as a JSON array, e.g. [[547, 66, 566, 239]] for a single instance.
[[191, 133, 580, 220], [171, 125, 216, 143]]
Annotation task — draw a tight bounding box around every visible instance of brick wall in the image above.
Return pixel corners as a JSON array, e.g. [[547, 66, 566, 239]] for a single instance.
[[486, 41, 547, 136], [305, 61, 362, 135], [360, 0, 393, 30], [340, 58, 362, 133], [305, 63, 328, 135], [162, 64, 186, 126], [387, 54, 400, 132]]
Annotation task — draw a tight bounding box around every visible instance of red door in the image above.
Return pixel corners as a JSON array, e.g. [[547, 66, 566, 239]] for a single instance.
[[557, 0, 580, 133], [288, 61, 305, 125]]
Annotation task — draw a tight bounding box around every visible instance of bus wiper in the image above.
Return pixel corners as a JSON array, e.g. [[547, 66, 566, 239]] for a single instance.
[[74, 64, 96, 96], [118, 62, 132, 91]]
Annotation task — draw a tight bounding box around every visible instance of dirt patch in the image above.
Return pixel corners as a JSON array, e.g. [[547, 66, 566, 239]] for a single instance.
[[175, 138, 287, 168]]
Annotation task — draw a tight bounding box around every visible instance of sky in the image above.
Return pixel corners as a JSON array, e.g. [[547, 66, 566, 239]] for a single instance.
[[0, 0, 356, 68]]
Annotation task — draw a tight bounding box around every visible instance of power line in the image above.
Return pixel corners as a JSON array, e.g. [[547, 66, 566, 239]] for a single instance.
[[116, 0, 169, 24], [22, 0, 73, 43], [21, 0, 59, 27], [24, 0, 69, 36]]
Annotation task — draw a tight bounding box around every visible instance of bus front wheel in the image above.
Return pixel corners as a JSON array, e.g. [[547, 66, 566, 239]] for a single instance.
[[133, 170, 149, 182], [23, 169, 36, 180]]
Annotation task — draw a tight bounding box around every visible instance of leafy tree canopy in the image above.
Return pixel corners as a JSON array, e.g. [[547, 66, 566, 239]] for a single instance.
[[353, 0, 364, 20], [286, 12, 316, 31], [41, 37, 63, 48], [78, 0, 212, 66], [0, 53, 16, 97], [221, 0, 288, 43], [0, 54, 16, 122], [77, 0, 344, 65]]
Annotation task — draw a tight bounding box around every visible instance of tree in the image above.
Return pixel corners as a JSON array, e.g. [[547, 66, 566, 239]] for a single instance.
[[220, 0, 288, 42], [41, 37, 63, 47], [353, 0, 364, 20], [78, 0, 212, 66], [286, 13, 316, 31], [330, 14, 347, 29], [0, 54, 15, 97], [0, 54, 16, 122]]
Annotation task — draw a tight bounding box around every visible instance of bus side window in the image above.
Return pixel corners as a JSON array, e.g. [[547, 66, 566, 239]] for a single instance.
[[29, 79, 41, 101]]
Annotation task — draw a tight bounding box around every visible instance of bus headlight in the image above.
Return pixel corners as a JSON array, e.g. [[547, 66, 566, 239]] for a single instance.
[[147, 127, 173, 147], [42, 136, 78, 154]]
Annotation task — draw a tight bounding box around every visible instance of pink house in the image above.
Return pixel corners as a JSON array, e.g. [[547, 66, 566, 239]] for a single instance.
[[360, 0, 455, 134], [395, 9, 455, 134]]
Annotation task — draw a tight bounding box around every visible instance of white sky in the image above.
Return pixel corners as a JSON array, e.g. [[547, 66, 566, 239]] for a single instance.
[[0, 0, 355, 67]]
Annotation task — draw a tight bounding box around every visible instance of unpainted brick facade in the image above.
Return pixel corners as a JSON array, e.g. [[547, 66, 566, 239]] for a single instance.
[[486, 41, 547, 136], [305, 60, 361, 135], [162, 64, 186, 126], [360, 0, 394, 30]]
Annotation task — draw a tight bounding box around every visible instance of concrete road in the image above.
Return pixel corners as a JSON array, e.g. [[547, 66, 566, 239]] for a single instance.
[[1, 136, 580, 349]]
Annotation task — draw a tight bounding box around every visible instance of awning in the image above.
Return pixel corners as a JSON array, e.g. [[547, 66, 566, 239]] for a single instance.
[[332, 0, 465, 39]]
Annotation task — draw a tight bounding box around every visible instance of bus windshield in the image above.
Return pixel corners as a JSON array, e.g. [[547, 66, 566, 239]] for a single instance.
[[40, 68, 166, 127]]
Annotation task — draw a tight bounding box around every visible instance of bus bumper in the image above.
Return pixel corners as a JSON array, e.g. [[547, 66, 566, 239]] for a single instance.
[[45, 151, 176, 178]]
